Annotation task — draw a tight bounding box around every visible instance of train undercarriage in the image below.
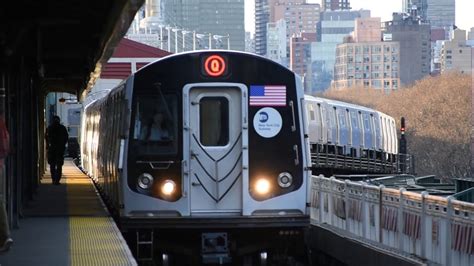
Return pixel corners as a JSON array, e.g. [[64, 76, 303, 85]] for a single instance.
[[120, 216, 309, 266]]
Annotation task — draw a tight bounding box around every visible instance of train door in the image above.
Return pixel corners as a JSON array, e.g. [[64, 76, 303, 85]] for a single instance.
[[307, 102, 322, 143], [321, 104, 332, 144], [186, 86, 244, 215], [337, 108, 349, 147], [317, 104, 325, 143], [345, 109, 352, 147], [363, 113, 374, 150], [372, 114, 381, 151], [350, 110, 361, 155], [331, 107, 338, 144]]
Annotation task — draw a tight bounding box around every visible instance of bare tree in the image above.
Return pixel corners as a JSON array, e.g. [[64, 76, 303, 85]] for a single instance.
[[323, 72, 472, 179]]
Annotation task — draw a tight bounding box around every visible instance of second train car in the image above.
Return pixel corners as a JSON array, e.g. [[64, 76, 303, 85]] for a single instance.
[[304, 95, 400, 175], [81, 51, 311, 265]]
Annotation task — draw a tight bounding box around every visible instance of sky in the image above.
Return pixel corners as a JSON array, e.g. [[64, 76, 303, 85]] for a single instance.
[[245, 0, 473, 35]]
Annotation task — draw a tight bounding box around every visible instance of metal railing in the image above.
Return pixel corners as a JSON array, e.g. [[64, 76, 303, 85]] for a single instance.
[[310, 175, 474, 266], [311, 144, 415, 175]]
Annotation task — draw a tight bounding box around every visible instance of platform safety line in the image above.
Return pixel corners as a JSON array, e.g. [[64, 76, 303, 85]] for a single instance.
[[69, 217, 137, 266], [65, 161, 137, 266]]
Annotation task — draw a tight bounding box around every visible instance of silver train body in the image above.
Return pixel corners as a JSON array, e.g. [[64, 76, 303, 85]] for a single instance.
[[304, 95, 400, 174], [80, 51, 311, 262]]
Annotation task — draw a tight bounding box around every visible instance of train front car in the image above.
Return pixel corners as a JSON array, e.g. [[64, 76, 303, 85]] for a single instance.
[[122, 51, 310, 264]]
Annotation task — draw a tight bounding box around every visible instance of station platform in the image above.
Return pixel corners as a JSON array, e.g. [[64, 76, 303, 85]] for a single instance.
[[0, 159, 137, 266]]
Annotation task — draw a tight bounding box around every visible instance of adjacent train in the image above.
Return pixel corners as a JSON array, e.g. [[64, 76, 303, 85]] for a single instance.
[[304, 95, 400, 175], [81, 51, 311, 264]]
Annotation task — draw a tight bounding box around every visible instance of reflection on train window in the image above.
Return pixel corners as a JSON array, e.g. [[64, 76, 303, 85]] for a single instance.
[[132, 94, 177, 154], [199, 97, 229, 146]]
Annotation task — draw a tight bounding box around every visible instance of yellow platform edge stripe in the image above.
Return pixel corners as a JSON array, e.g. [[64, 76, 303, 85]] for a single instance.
[[65, 162, 137, 266]]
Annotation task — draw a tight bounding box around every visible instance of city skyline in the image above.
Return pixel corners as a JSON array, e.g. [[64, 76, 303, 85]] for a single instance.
[[245, 0, 473, 34]]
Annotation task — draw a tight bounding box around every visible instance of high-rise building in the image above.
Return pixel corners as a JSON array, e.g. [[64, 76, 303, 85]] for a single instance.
[[255, 0, 279, 55], [353, 17, 381, 43], [334, 19, 400, 90], [334, 41, 400, 90], [426, 0, 455, 30], [468, 28, 474, 42], [266, 20, 287, 66], [403, 0, 455, 30], [402, 0, 427, 19], [162, 0, 245, 51], [256, 0, 319, 56], [245, 32, 256, 53], [322, 0, 351, 11], [273, 0, 320, 41], [290, 33, 316, 79], [440, 29, 473, 74], [383, 13, 431, 85], [308, 9, 370, 92]]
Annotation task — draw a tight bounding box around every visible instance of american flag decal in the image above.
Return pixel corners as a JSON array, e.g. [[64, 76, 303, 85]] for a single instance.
[[249, 85, 286, 107]]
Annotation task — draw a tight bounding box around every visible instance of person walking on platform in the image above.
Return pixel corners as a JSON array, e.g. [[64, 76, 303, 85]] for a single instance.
[[45, 116, 68, 185]]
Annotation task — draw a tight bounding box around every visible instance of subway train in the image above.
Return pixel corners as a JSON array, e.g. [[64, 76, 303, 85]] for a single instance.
[[80, 50, 403, 264], [81, 51, 311, 265], [304, 95, 400, 175]]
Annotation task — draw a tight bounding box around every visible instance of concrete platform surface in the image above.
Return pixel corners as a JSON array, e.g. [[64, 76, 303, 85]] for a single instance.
[[0, 159, 136, 265]]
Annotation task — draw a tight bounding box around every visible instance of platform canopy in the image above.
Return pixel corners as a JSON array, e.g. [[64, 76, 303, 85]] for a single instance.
[[0, 0, 144, 98]]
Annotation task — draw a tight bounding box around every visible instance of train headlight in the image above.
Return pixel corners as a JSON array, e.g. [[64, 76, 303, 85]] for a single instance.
[[138, 173, 154, 190], [255, 179, 271, 195], [161, 180, 176, 196], [277, 172, 293, 188]]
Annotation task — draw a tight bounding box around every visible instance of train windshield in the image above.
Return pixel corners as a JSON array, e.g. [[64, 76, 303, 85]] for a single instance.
[[131, 94, 178, 155]]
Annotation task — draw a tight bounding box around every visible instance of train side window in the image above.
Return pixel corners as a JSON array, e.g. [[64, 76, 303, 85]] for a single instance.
[[200, 97, 229, 146]]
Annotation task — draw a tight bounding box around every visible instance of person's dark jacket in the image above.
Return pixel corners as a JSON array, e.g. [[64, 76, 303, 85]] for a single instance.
[[46, 123, 69, 164]]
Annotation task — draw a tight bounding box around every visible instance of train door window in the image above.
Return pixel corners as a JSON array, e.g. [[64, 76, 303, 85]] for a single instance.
[[386, 118, 390, 150], [382, 117, 389, 151], [337, 109, 346, 129], [351, 111, 359, 130], [317, 104, 323, 136], [199, 97, 229, 146], [370, 114, 377, 147], [392, 120, 397, 152], [323, 105, 329, 126], [332, 107, 337, 129], [358, 111, 364, 146], [382, 118, 387, 150], [132, 94, 178, 155], [308, 104, 315, 121], [345, 109, 350, 127]]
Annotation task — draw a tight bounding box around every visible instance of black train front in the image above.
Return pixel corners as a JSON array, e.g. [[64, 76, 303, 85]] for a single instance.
[[81, 51, 311, 263]]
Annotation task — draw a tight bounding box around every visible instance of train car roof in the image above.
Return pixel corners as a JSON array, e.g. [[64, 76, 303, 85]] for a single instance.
[[304, 94, 376, 113], [135, 49, 300, 78]]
